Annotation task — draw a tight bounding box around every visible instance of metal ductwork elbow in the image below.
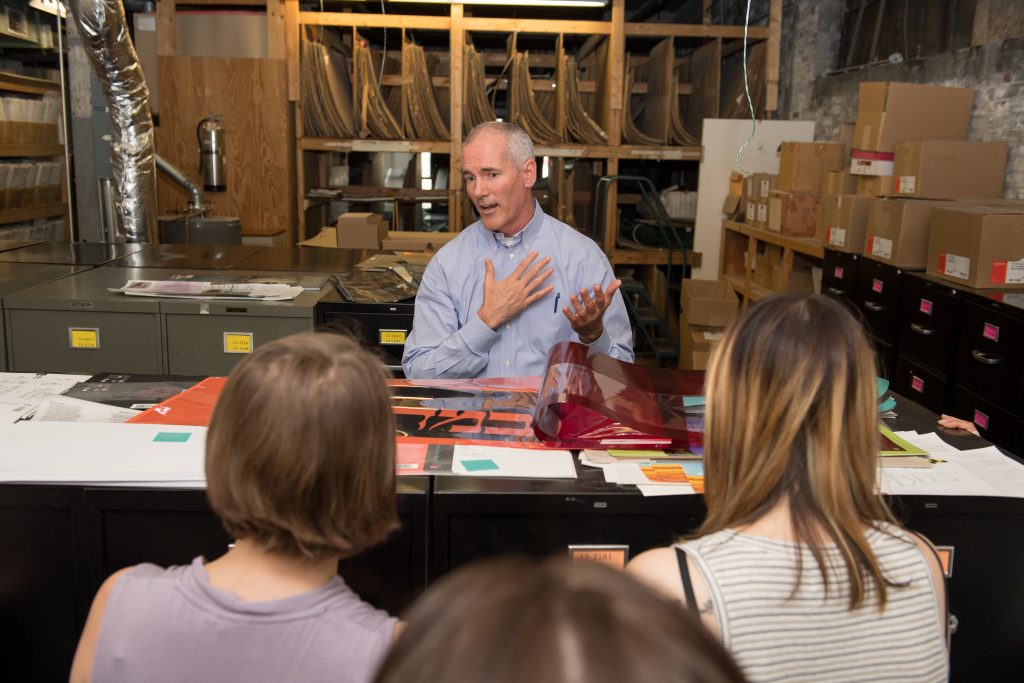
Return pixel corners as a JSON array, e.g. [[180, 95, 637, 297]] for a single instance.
[[69, 0, 156, 243]]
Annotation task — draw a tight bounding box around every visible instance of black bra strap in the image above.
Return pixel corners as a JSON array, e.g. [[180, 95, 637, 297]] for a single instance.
[[675, 547, 699, 614]]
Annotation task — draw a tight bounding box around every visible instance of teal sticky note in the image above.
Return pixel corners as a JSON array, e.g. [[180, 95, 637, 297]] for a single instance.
[[876, 377, 890, 398], [878, 396, 897, 413], [682, 395, 706, 408], [154, 432, 191, 443], [462, 459, 499, 472]]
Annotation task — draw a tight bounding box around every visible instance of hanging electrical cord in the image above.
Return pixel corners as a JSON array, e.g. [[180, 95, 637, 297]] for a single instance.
[[734, 0, 756, 173]]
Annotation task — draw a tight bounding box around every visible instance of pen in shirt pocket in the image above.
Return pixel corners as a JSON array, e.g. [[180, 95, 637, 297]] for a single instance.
[[553, 292, 560, 313]]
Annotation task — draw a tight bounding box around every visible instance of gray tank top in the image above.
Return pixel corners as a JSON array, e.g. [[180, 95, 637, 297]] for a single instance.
[[91, 557, 396, 683]]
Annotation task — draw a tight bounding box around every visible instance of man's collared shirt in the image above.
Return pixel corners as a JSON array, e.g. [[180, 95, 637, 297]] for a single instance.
[[402, 202, 634, 379]]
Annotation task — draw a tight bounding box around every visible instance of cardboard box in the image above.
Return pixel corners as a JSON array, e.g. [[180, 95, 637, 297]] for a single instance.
[[678, 319, 725, 370], [865, 198, 948, 268], [927, 205, 1024, 289], [778, 142, 843, 192], [680, 280, 738, 327], [852, 82, 975, 152], [753, 244, 783, 289], [893, 140, 1008, 199], [856, 174, 895, 197], [818, 194, 873, 253], [381, 230, 457, 251], [336, 212, 388, 249], [839, 122, 855, 164], [822, 170, 857, 196], [768, 190, 820, 237]]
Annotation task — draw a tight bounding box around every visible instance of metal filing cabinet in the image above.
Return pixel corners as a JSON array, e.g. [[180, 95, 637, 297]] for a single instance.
[[0, 263, 88, 371], [316, 287, 414, 373], [4, 267, 168, 374], [161, 269, 331, 375], [0, 241, 146, 266], [231, 245, 371, 273], [821, 249, 860, 309], [110, 243, 265, 270], [892, 273, 960, 413]]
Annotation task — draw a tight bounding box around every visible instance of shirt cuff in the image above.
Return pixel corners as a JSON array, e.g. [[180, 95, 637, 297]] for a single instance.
[[582, 326, 612, 355], [461, 313, 501, 354]]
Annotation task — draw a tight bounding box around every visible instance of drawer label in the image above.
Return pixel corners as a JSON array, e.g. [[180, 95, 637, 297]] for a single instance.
[[910, 375, 925, 393], [982, 323, 1000, 342], [379, 329, 408, 345], [919, 298, 933, 315], [833, 266, 844, 280], [938, 252, 970, 280], [973, 410, 989, 431], [991, 259, 1024, 284], [896, 175, 916, 194], [223, 332, 254, 354], [568, 545, 629, 570], [828, 227, 847, 247], [871, 278, 884, 294], [870, 235, 893, 260], [69, 328, 100, 349]]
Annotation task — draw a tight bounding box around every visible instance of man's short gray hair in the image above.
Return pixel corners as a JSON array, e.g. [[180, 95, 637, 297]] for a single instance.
[[465, 121, 535, 170]]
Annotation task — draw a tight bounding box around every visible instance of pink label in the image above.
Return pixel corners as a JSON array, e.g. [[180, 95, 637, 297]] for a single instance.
[[973, 410, 990, 431], [919, 299, 933, 315], [983, 323, 1000, 342], [910, 376, 925, 393], [834, 266, 844, 279], [872, 279, 884, 294]]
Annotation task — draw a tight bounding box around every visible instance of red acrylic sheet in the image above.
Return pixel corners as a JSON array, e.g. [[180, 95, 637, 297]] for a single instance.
[[533, 342, 705, 449]]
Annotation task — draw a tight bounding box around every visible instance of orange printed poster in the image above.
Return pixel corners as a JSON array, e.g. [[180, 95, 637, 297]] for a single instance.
[[639, 462, 705, 493], [127, 376, 226, 426]]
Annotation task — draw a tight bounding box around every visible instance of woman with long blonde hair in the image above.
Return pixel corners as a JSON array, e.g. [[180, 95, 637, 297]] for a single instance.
[[629, 293, 948, 682]]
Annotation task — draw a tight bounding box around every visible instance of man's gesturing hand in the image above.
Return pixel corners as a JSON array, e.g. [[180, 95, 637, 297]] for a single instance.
[[562, 280, 622, 344], [477, 251, 554, 330]]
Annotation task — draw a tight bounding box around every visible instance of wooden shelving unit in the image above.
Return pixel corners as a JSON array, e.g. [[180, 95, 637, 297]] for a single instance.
[[720, 219, 823, 307], [0, 144, 64, 158], [0, 204, 65, 225]]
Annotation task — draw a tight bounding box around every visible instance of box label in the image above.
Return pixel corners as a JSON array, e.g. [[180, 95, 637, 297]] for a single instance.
[[896, 175, 917, 194], [828, 227, 847, 247], [223, 332, 253, 354], [871, 278, 884, 294], [910, 375, 925, 393], [379, 329, 408, 345], [702, 331, 723, 341], [982, 323, 1000, 342], [833, 266, 844, 279], [757, 203, 767, 222], [991, 259, 1024, 284], [973, 410, 989, 431], [759, 179, 770, 197], [870, 236, 893, 260], [940, 253, 971, 280], [69, 328, 100, 349], [919, 298, 933, 315]]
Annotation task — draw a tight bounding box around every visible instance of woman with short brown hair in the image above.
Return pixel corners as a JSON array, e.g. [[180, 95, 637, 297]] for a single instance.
[[71, 333, 400, 683], [629, 293, 948, 682]]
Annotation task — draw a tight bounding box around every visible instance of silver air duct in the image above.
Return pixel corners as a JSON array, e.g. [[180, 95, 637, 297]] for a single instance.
[[69, 0, 156, 243]]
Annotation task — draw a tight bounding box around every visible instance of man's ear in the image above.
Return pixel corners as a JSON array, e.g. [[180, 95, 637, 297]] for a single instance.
[[521, 157, 538, 188]]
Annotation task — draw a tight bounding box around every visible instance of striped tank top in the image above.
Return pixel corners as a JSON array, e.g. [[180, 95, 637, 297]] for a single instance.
[[676, 524, 948, 683]]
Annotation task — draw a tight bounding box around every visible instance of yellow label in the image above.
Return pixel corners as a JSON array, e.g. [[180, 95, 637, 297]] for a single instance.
[[567, 545, 628, 570], [379, 329, 407, 345], [223, 332, 253, 354], [69, 328, 99, 349]]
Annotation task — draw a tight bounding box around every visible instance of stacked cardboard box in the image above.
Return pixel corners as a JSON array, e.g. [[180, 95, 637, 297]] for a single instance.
[[927, 204, 1024, 289], [678, 281, 737, 370], [892, 141, 1007, 200], [818, 194, 873, 253], [767, 142, 841, 236], [743, 173, 777, 230], [336, 212, 389, 249]]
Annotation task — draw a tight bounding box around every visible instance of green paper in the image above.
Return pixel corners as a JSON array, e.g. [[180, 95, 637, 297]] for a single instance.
[[462, 459, 500, 472], [154, 432, 192, 443]]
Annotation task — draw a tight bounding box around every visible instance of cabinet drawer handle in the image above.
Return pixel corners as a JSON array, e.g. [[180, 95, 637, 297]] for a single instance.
[[826, 287, 845, 296], [864, 301, 884, 312], [910, 323, 936, 336], [971, 349, 1003, 365]]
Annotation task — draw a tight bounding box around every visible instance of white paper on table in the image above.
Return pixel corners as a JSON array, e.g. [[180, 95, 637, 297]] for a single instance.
[[29, 395, 141, 423], [452, 445, 576, 479], [879, 431, 1024, 498], [637, 484, 697, 497], [0, 422, 206, 483], [0, 372, 91, 423]]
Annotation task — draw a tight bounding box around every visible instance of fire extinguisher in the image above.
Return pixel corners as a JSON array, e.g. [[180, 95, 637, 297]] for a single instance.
[[197, 115, 226, 192]]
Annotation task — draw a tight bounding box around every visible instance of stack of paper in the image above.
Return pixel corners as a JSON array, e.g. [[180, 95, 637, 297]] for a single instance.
[[112, 280, 303, 301], [452, 445, 577, 479], [0, 372, 89, 423]]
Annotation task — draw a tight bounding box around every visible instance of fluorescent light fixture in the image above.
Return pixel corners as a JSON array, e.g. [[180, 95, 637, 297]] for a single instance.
[[29, 0, 66, 18], [390, 0, 607, 7]]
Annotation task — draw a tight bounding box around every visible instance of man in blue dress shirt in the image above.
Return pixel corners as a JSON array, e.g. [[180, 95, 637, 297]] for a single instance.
[[402, 121, 634, 379]]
